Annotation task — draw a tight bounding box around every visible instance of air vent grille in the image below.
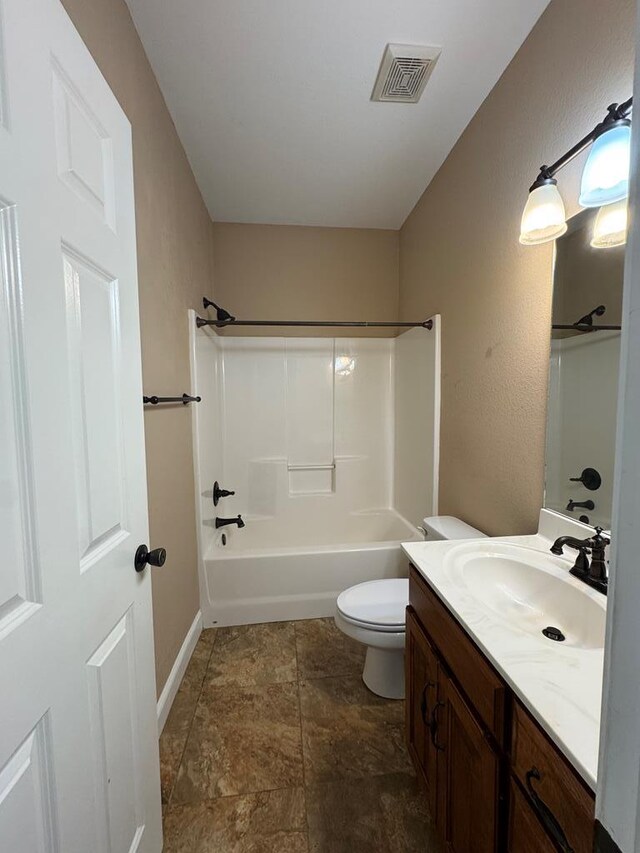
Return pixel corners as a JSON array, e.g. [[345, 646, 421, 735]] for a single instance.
[[371, 43, 441, 104]]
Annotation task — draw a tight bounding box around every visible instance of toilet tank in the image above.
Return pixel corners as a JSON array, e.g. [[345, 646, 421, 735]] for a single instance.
[[422, 515, 486, 541]]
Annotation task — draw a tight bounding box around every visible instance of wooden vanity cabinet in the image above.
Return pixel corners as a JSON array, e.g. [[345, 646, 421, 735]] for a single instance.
[[437, 671, 500, 852], [406, 564, 595, 853], [405, 607, 439, 815], [406, 604, 499, 851]]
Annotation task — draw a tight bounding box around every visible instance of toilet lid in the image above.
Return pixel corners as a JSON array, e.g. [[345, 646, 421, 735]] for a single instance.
[[336, 579, 408, 628]]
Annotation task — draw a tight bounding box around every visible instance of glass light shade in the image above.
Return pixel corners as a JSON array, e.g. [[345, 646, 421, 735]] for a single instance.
[[579, 124, 631, 207], [519, 184, 568, 245], [591, 199, 628, 248]]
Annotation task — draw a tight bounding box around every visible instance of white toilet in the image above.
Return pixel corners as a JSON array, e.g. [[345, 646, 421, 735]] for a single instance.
[[334, 515, 486, 699]]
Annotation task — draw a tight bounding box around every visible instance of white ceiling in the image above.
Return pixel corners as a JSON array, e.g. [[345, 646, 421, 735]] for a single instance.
[[125, 0, 550, 229]]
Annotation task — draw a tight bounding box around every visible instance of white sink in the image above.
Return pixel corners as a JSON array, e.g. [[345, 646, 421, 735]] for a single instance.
[[443, 542, 606, 649]]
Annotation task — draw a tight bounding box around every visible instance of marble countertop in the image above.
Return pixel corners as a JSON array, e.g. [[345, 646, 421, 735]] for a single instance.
[[402, 530, 605, 791]]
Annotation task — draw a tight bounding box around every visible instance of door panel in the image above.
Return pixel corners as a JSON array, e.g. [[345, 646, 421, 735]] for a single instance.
[[405, 607, 438, 815], [0, 202, 40, 636], [0, 716, 57, 853], [0, 0, 162, 849], [51, 59, 116, 230], [87, 610, 144, 853], [508, 778, 556, 853], [63, 247, 128, 570], [440, 675, 499, 853]]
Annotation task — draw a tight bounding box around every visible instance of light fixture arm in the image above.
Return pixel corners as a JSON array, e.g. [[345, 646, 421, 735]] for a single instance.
[[529, 98, 633, 192]]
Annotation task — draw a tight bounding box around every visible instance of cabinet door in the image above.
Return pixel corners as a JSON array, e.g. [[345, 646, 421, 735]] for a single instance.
[[508, 779, 556, 853], [406, 606, 439, 814], [436, 673, 499, 853]]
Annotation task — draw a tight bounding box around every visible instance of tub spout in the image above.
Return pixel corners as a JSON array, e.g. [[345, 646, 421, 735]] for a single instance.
[[215, 515, 245, 530]]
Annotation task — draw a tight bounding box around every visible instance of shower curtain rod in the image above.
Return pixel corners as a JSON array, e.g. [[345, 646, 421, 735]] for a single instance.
[[196, 298, 433, 330], [552, 323, 621, 331], [196, 317, 433, 329]]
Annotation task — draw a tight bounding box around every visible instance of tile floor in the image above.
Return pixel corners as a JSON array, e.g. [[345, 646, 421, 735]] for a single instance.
[[160, 618, 441, 852]]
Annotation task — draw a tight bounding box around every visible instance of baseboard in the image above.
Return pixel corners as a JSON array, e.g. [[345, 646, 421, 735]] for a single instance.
[[156, 610, 203, 735]]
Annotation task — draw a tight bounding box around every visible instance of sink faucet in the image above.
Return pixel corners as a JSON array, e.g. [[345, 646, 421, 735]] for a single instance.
[[215, 515, 245, 530], [550, 527, 610, 595]]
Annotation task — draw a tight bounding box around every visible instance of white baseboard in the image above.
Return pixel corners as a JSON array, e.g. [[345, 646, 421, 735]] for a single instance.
[[156, 610, 203, 736]]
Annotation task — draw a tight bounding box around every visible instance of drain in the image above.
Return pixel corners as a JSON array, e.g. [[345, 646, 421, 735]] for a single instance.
[[542, 626, 565, 642]]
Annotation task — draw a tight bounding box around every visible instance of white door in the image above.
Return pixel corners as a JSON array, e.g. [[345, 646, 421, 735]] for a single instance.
[[0, 0, 163, 851]]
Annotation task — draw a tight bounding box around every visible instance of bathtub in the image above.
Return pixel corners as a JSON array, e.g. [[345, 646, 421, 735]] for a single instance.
[[200, 509, 422, 627]]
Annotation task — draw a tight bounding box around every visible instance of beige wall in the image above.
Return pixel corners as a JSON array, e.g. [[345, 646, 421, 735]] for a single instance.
[[61, 0, 211, 694], [211, 223, 399, 337], [399, 0, 635, 537]]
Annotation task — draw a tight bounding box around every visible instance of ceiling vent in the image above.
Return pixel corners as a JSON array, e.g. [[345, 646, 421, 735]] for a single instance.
[[371, 43, 441, 104]]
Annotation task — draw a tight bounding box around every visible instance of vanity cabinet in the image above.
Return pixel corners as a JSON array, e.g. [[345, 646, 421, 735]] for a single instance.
[[405, 607, 439, 814], [406, 605, 499, 852], [437, 672, 500, 852], [406, 564, 595, 853]]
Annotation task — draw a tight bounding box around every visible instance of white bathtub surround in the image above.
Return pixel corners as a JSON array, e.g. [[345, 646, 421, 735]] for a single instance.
[[546, 331, 620, 529], [402, 508, 606, 790], [189, 313, 440, 627], [394, 323, 441, 525]]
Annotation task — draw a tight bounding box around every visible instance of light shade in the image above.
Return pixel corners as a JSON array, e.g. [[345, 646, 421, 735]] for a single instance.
[[591, 199, 628, 249], [579, 123, 631, 207], [519, 183, 567, 245]]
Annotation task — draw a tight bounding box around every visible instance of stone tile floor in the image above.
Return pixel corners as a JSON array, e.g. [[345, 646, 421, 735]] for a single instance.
[[160, 618, 441, 852]]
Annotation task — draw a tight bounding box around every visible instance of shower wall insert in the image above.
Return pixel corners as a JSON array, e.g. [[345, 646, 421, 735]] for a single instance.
[[188, 309, 441, 627]]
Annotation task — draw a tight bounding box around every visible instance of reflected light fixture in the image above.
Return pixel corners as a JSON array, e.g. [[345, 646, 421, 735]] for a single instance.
[[520, 97, 632, 247], [591, 199, 628, 249], [334, 355, 355, 376]]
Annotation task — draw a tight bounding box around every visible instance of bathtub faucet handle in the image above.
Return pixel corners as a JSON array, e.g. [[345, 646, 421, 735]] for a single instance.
[[213, 481, 236, 506]]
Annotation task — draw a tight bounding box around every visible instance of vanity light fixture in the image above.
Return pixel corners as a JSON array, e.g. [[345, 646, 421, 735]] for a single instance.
[[520, 97, 632, 247], [519, 179, 567, 245], [579, 120, 631, 207], [591, 198, 628, 249]]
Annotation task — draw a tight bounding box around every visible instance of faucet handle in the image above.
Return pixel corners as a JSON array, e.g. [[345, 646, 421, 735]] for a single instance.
[[592, 526, 610, 546]]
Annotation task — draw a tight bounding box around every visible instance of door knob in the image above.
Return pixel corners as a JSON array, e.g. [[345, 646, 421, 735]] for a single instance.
[[134, 544, 167, 573], [213, 481, 235, 506]]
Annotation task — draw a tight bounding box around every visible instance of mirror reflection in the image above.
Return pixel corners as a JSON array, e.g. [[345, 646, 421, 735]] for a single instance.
[[545, 208, 624, 530]]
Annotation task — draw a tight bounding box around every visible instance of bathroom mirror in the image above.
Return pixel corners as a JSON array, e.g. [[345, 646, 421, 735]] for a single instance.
[[544, 208, 624, 529]]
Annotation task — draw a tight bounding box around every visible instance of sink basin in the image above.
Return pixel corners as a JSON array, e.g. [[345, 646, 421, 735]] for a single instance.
[[443, 542, 606, 649]]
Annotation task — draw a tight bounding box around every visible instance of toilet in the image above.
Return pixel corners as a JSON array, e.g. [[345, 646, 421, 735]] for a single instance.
[[334, 516, 486, 699]]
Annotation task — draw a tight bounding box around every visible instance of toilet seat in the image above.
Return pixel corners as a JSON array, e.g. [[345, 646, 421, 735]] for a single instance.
[[336, 578, 408, 632]]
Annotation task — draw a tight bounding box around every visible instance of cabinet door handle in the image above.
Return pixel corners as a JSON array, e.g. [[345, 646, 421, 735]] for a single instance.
[[420, 680, 435, 725], [525, 767, 574, 853], [429, 700, 445, 751]]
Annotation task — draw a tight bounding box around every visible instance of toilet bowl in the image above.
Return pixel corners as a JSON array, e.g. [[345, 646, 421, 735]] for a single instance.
[[334, 515, 486, 699], [335, 578, 408, 699]]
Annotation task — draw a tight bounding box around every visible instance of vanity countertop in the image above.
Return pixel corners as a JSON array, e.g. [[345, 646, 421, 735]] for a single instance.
[[402, 531, 605, 791]]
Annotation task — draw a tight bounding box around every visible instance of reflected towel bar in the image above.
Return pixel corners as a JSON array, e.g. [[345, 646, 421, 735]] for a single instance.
[[143, 393, 202, 405]]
